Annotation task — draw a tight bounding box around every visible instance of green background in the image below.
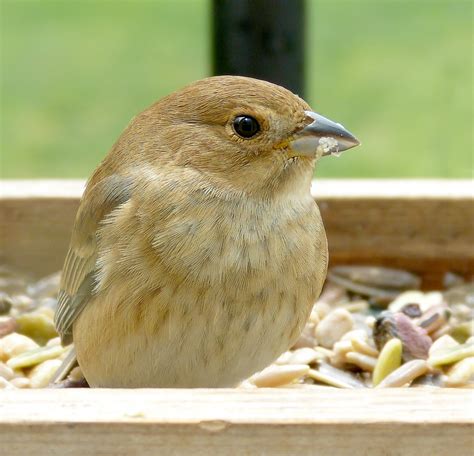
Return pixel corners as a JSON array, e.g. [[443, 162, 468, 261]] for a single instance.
[[1, 0, 472, 178]]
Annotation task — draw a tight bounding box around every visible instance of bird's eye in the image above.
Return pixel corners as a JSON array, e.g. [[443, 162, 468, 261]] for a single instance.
[[233, 115, 260, 138]]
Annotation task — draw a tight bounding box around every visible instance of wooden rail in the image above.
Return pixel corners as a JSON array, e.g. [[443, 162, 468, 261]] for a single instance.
[[1, 179, 473, 287], [1, 388, 473, 456]]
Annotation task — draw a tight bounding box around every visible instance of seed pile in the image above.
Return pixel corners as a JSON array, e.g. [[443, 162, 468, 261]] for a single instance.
[[246, 267, 474, 389], [0, 270, 67, 389], [0, 266, 472, 389]]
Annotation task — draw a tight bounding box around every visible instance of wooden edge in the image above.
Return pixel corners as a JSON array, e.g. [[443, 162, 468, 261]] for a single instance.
[[1, 387, 473, 424], [1, 179, 473, 199], [312, 179, 474, 199], [0, 179, 86, 199], [1, 179, 473, 285], [1, 388, 473, 456]]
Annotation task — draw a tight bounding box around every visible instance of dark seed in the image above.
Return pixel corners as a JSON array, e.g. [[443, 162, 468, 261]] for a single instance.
[[400, 303, 422, 318], [0, 293, 13, 315]]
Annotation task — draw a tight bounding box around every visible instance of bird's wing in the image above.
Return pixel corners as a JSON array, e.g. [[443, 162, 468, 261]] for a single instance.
[[54, 174, 133, 345]]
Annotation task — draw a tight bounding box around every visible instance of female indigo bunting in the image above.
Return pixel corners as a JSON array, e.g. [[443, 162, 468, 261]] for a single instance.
[[54, 76, 359, 387]]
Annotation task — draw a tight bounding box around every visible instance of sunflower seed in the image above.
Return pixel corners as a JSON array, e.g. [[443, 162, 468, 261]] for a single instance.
[[372, 338, 403, 386], [376, 360, 429, 388], [249, 364, 310, 387], [444, 357, 474, 387]]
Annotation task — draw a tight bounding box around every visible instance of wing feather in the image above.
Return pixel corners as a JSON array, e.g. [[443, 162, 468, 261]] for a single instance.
[[54, 174, 133, 344]]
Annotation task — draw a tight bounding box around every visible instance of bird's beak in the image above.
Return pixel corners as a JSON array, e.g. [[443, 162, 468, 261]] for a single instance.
[[290, 111, 360, 158]]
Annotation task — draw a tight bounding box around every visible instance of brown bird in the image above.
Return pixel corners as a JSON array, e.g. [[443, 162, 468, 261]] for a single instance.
[[54, 76, 359, 387]]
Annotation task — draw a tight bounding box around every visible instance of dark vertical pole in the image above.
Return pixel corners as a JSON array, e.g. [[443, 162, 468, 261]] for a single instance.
[[212, 0, 305, 97]]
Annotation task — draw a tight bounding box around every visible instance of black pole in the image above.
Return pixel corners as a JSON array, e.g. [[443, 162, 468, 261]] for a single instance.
[[212, 0, 305, 97]]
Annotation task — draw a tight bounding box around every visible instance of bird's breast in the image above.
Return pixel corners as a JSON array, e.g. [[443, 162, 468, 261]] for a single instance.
[[150, 191, 323, 289], [81, 185, 327, 387]]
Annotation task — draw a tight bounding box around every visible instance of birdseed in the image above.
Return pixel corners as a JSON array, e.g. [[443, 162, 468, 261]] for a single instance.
[[372, 338, 402, 386], [0, 265, 472, 388]]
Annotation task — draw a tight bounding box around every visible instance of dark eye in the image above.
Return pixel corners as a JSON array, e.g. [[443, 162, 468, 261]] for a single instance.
[[233, 115, 260, 138]]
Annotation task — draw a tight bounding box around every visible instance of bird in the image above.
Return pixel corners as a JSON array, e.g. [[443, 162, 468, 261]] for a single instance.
[[53, 75, 359, 388]]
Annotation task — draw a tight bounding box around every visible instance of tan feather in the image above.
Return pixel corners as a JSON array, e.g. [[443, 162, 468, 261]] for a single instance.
[[54, 175, 133, 344]]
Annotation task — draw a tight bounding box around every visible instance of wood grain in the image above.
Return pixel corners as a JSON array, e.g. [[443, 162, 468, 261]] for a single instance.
[[0, 388, 473, 456], [1, 180, 473, 287]]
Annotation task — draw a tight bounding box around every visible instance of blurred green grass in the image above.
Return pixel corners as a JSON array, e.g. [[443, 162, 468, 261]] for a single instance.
[[1, 0, 472, 178]]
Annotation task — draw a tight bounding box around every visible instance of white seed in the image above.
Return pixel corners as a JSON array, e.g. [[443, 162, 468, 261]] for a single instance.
[[315, 308, 354, 348], [285, 347, 321, 365], [428, 342, 474, 367], [46, 337, 61, 347], [343, 300, 369, 313], [389, 291, 425, 312], [330, 339, 354, 368], [376, 360, 429, 388], [444, 357, 474, 387], [345, 351, 377, 372], [10, 376, 30, 388], [313, 346, 333, 362], [58, 348, 71, 360], [292, 322, 317, 349], [352, 314, 372, 333], [351, 337, 379, 357], [308, 362, 366, 389], [341, 329, 368, 342], [68, 366, 84, 382], [249, 364, 309, 387], [390, 291, 444, 313], [343, 329, 378, 356], [0, 332, 39, 360], [308, 308, 320, 326], [0, 376, 14, 389], [29, 359, 63, 388], [333, 339, 354, 354], [238, 380, 257, 389], [429, 335, 459, 357], [420, 292, 445, 313], [7, 344, 66, 369], [430, 325, 452, 341], [451, 304, 472, 320], [0, 361, 15, 380], [365, 316, 376, 329], [313, 301, 332, 320], [275, 351, 292, 365]]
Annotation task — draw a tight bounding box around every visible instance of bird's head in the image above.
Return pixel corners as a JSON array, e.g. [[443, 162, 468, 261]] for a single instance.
[[117, 76, 359, 198]]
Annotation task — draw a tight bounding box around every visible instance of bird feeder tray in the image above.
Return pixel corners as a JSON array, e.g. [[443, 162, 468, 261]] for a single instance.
[[0, 179, 473, 456]]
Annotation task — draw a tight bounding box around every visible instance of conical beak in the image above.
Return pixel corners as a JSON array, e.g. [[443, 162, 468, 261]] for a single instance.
[[290, 111, 360, 157]]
